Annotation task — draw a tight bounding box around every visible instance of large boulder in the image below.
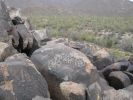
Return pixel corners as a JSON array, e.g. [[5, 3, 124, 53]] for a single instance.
[[31, 43, 98, 100], [0, 54, 50, 100], [0, 42, 17, 62], [101, 60, 133, 90], [47, 38, 88, 51], [8, 6, 42, 55], [47, 38, 114, 70], [47, 38, 101, 54], [108, 71, 131, 89], [87, 77, 133, 100]]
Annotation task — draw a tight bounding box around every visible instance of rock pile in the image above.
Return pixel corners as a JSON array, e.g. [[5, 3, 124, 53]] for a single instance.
[[0, 1, 133, 100]]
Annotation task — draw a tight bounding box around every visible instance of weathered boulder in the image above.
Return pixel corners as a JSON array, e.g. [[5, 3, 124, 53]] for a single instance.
[[48, 38, 114, 70], [108, 71, 131, 89], [11, 22, 33, 52], [31, 43, 97, 100], [101, 60, 133, 90], [0, 54, 50, 100], [8, 6, 42, 55], [8, 14, 39, 55], [93, 49, 114, 70], [33, 29, 50, 47], [0, 42, 17, 62], [47, 38, 101, 54], [87, 77, 111, 100], [102, 88, 133, 100], [8, 7, 33, 30], [0, 0, 34, 52], [47, 38, 114, 70], [87, 76, 133, 100], [101, 61, 130, 79]]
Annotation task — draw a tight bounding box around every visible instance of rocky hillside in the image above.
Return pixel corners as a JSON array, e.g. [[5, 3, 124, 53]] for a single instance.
[[0, 1, 133, 99], [6, 0, 133, 16]]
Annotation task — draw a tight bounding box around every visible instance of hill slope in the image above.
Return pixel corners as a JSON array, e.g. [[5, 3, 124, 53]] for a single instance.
[[5, 0, 133, 16]]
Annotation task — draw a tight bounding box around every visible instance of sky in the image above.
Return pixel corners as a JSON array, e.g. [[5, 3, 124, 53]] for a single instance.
[[129, 0, 133, 2]]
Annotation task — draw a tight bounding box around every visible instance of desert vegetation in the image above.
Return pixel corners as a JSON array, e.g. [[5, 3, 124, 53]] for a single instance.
[[29, 15, 133, 59], [30, 16, 133, 33]]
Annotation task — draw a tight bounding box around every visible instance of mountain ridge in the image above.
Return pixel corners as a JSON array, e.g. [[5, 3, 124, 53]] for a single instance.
[[5, 0, 133, 16]]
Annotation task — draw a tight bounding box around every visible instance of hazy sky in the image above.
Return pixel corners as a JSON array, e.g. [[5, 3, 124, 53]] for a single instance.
[[129, 0, 133, 2]]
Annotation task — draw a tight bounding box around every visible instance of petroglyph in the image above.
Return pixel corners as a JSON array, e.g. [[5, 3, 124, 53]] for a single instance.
[[48, 53, 85, 70]]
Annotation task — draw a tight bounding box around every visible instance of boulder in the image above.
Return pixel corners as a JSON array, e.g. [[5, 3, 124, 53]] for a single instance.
[[101, 60, 133, 90], [87, 77, 111, 100], [0, 54, 50, 100], [8, 7, 33, 30], [8, 7, 42, 55], [0, 42, 17, 62], [12, 23, 33, 51], [47, 38, 114, 70], [103, 88, 133, 100], [101, 61, 130, 79], [47, 38, 101, 54], [93, 49, 114, 70], [31, 43, 97, 100], [87, 76, 133, 100], [108, 71, 131, 89], [33, 29, 50, 47]]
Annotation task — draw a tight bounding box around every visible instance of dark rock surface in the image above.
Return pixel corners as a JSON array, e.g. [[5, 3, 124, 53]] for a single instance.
[[101, 61, 130, 78], [87, 74, 133, 100], [108, 71, 131, 89], [0, 54, 50, 100], [47, 38, 114, 70], [31, 43, 97, 100], [32, 38, 133, 100], [93, 49, 114, 70]]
